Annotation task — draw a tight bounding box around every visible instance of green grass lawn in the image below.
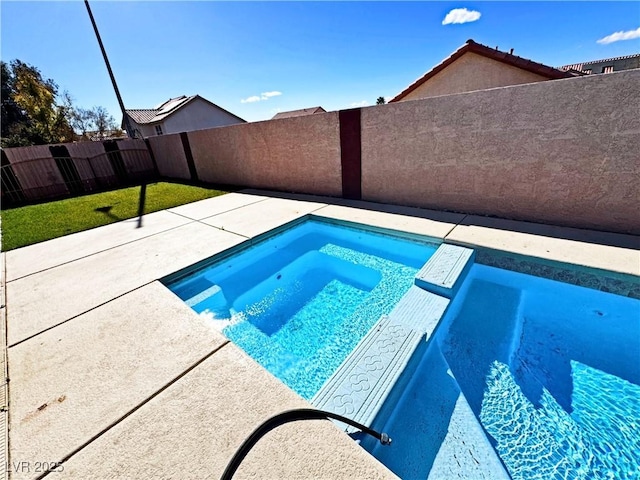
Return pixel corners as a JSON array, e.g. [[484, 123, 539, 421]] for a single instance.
[[1, 182, 232, 251]]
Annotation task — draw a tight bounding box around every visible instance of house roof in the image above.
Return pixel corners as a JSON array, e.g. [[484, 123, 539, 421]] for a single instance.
[[272, 106, 326, 119], [126, 109, 159, 124], [559, 52, 640, 72], [389, 39, 574, 103], [124, 95, 246, 127]]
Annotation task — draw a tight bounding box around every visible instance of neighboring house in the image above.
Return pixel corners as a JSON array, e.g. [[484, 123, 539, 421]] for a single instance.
[[560, 53, 640, 75], [389, 39, 574, 103], [123, 95, 246, 137], [83, 129, 127, 142], [272, 107, 326, 119]]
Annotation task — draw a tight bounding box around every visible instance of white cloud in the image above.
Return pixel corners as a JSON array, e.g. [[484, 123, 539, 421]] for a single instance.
[[240, 95, 261, 104], [261, 91, 282, 99], [241, 91, 283, 103], [442, 8, 481, 25], [350, 100, 368, 107], [596, 27, 640, 44]]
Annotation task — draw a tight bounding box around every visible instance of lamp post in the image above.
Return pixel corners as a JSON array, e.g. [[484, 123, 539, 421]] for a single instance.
[[84, 0, 135, 138]]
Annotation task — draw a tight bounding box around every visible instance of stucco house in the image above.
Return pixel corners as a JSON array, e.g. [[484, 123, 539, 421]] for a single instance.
[[390, 39, 574, 103], [272, 107, 326, 119], [123, 95, 246, 137]]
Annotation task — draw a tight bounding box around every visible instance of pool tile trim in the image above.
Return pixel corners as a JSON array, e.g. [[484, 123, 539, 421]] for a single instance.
[[311, 213, 445, 245], [161, 214, 442, 286], [474, 247, 640, 299]]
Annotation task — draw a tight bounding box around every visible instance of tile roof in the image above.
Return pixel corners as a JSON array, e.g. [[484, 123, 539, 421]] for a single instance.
[[390, 39, 574, 103], [272, 106, 326, 119], [126, 109, 160, 124], [559, 52, 640, 72], [125, 96, 194, 125]]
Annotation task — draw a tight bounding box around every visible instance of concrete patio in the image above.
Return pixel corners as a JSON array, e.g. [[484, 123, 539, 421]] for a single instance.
[[2, 190, 638, 479]]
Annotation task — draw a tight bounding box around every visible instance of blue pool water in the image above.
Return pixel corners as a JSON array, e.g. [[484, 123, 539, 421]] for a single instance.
[[363, 263, 640, 479], [166, 219, 437, 399]]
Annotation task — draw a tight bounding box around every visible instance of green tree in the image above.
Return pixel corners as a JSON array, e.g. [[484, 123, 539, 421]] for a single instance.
[[61, 92, 92, 140], [2, 59, 121, 146], [1, 60, 102, 147], [1, 61, 31, 146], [73, 108, 94, 140], [10, 60, 75, 145], [61, 93, 123, 140], [376, 96, 386, 105], [88, 105, 117, 139]]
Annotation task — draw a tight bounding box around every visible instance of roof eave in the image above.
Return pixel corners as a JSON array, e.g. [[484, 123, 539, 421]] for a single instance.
[[193, 95, 247, 123]]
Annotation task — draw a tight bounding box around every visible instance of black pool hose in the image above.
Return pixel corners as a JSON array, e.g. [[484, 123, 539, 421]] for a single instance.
[[220, 408, 392, 480]]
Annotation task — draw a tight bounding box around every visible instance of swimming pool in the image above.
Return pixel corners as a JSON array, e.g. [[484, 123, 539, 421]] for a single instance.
[[166, 216, 639, 478], [362, 262, 640, 479], [165, 218, 437, 399]]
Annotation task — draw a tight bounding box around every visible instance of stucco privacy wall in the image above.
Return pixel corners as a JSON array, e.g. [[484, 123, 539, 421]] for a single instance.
[[361, 69, 640, 234], [114, 139, 154, 175], [147, 133, 190, 179], [187, 112, 342, 196]]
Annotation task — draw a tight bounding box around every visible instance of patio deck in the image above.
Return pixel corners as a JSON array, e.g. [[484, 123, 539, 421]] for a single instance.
[[2, 190, 638, 479]]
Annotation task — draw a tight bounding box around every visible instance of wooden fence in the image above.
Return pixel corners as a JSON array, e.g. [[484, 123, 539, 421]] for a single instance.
[[1, 141, 156, 206]]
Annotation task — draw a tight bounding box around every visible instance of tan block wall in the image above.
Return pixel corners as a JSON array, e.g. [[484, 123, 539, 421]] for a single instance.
[[362, 69, 640, 234], [401, 52, 551, 101], [114, 138, 154, 174], [147, 134, 190, 180], [188, 112, 342, 196]]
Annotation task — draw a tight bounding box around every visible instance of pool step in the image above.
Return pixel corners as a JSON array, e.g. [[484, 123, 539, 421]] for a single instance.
[[312, 286, 449, 432], [185, 284, 224, 307], [415, 243, 475, 298]]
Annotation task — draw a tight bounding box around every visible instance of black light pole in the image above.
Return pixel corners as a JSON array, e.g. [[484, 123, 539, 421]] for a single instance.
[[84, 0, 135, 138]]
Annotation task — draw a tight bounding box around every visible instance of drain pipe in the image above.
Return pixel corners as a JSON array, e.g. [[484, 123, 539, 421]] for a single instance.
[[220, 408, 392, 480]]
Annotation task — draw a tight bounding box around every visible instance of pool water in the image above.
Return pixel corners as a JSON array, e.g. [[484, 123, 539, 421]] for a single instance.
[[166, 219, 437, 399], [363, 263, 640, 479]]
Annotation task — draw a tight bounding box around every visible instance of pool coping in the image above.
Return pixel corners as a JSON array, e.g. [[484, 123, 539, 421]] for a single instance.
[[312, 287, 450, 432], [2, 189, 639, 479]]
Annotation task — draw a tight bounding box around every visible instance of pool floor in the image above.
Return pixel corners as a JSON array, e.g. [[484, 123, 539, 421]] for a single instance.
[[363, 263, 640, 479]]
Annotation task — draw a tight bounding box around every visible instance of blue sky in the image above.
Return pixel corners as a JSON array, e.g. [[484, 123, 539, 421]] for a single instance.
[[2, 1, 639, 123]]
